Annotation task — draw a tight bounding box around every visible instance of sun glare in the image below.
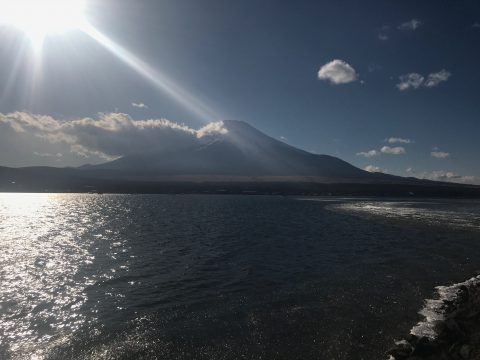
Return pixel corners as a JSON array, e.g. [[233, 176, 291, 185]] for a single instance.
[[0, 0, 220, 121], [0, 0, 86, 49]]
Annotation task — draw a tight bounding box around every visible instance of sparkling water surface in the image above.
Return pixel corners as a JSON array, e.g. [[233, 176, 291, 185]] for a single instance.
[[1, 194, 480, 360]]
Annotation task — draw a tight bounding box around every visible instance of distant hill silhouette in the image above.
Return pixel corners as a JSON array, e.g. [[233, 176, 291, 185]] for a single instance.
[[0, 120, 479, 196]]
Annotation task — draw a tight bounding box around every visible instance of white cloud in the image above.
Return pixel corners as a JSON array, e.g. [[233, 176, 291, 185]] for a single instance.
[[357, 141, 410, 158], [377, 25, 389, 41], [397, 70, 451, 90], [422, 170, 475, 184], [196, 121, 228, 138], [398, 19, 422, 31], [0, 112, 229, 161], [431, 151, 450, 159], [132, 102, 148, 109], [34, 152, 63, 158], [406, 168, 476, 184], [365, 165, 383, 173], [318, 59, 358, 84], [397, 73, 424, 90], [356, 150, 380, 158], [424, 70, 451, 88], [381, 146, 406, 155], [386, 137, 413, 144]]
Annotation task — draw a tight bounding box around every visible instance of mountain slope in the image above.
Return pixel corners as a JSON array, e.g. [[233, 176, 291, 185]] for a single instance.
[[89, 120, 385, 180]]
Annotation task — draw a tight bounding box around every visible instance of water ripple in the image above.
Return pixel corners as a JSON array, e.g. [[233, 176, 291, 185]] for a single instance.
[[0, 194, 130, 359]]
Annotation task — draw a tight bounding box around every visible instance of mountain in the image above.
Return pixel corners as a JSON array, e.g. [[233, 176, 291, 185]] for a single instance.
[[0, 120, 479, 196], [87, 120, 390, 181]]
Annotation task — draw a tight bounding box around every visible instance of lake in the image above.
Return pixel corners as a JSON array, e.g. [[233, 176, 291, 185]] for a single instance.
[[1, 194, 480, 359]]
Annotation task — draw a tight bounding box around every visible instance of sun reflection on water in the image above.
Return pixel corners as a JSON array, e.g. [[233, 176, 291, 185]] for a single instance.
[[0, 193, 127, 359]]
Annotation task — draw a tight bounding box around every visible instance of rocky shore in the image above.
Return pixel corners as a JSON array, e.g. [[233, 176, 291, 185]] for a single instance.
[[388, 275, 480, 360]]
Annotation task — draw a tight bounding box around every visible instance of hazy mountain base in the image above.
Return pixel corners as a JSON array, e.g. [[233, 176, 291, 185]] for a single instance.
[[1, 167, 480, 197]]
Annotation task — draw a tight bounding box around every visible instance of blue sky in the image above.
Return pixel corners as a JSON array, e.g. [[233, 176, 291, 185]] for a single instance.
[[0, 0, 479, 183]]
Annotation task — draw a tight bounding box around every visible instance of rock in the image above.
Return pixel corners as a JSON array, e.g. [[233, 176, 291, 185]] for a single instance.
[[387, 340, 413, 359], [387, 348, 411, 359], [405, 334, 419, 344], [389, 274, 480, 360], [412, 337, 435, 356], [444, 318, 465, 338], [459, 344, 471, 359], [470, 332, 480, 343], [457, 285, 470, 303]]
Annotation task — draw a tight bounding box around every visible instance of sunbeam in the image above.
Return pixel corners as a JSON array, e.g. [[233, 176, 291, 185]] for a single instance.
[[80, 23, 220, 122], [0, 1, 221, 122]]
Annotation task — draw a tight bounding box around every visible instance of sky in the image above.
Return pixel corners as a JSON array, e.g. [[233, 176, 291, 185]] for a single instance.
[[0, 0, 479, 184]]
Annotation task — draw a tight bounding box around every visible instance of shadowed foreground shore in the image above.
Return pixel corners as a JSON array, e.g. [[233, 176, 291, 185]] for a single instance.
[[388, 275, 480, 360]]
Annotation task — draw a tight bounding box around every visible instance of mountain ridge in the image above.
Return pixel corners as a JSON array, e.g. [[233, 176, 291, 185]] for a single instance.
[[89, 119, 379, 179], [0, 120, 478, 196]]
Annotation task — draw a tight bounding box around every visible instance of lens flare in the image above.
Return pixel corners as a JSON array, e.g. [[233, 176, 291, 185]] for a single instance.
[[0, 0, 221, 122], [0, 0, 86, 50]]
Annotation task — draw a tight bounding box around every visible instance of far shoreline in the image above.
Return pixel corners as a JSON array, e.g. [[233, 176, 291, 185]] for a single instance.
[[1, 180, 480, 198]]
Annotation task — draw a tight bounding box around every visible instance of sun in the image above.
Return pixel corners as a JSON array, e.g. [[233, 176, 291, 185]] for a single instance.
[[0, 0, 86, 49]]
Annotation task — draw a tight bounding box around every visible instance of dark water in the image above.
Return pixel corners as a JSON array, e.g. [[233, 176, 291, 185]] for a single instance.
[[1, 194, 480, 360]]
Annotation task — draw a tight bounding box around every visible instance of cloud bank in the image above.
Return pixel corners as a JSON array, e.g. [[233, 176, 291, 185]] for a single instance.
[[404, 168, 475, 184], [0, 112, 228, 162], [318, 60, 358, 84], [422, 170, 475, 184], [34, 152, 63, 158]]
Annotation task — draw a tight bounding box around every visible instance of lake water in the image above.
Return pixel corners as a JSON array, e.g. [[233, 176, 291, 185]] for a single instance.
[[1, 194, 480, 360]]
